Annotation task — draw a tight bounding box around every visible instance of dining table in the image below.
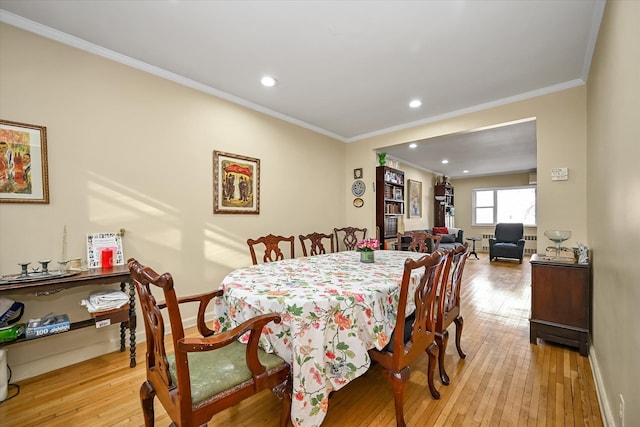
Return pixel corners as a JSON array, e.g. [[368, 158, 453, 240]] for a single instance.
[[210, 249, 427, 427]]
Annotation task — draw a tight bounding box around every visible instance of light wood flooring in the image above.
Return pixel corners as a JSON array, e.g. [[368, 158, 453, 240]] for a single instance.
[[0, 254, 603, 426]]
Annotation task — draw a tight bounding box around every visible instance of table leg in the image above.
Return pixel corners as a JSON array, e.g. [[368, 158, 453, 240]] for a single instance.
[[470, 240, 479, 260], [128, 282, 137, 367], [120, 281, 137, 367], [119, 282, 127, 352]]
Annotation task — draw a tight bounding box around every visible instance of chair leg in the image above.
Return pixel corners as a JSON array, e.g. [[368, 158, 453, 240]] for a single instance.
[[426, 342, 441, 400], [140, 381, 156, 427], [279, 397, 292, 427], [435, 330, 450, 385], [454, 315, 466, 359], [274, 376, 293, 427], [383, 367, 410, 427]]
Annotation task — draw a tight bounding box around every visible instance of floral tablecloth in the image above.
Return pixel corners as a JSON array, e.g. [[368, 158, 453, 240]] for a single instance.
[[211, 250, 424, 427]]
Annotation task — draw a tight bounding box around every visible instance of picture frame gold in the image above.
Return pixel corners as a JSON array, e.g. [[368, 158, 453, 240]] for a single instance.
[[213, 150, 260, 214], [0, 120, 49, 204], [408, 179, 422, 218]]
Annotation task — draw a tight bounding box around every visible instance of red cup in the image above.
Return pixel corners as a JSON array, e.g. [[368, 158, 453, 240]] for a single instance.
[[101, 248, 113, 269]]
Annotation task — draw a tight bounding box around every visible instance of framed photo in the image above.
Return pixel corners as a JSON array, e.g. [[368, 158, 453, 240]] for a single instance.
[[213, 151, 260, 214], [394, 188, 402, 200], [86, 232, 125, 268], [353, 168, 363, 179], [0, 120, 49, 204], [408, 179, 422, 218]]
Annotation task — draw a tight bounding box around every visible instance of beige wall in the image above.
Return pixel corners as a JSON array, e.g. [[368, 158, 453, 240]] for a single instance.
[[0, 24, 346, 380], [587, 1, 640, 426]]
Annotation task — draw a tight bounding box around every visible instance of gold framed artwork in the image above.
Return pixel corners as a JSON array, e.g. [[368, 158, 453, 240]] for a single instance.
[[213, 151, 260, 214], [0, 120, 49, 204], [408, 179, 422, 218]]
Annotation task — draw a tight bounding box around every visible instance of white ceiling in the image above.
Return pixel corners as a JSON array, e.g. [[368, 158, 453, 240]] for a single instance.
[[382, 118, 538, 178], [0, 0, 605, 177]]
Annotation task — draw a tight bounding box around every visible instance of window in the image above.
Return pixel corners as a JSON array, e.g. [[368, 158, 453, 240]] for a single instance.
[[472, 186, 536, 226]]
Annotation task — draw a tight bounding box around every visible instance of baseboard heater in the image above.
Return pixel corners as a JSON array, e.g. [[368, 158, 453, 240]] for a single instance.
[[481, 234, 537, 254], [480, 233, 537, 240]]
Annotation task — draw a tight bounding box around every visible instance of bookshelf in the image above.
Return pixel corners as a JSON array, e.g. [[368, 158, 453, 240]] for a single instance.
[[376, 166, 405, 246]]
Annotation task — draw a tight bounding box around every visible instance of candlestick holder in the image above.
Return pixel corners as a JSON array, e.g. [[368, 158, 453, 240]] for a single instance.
[[544, 230, 572, 260]]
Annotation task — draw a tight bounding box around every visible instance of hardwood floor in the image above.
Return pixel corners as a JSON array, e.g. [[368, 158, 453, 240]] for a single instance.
[[0, 254, 603, 426]]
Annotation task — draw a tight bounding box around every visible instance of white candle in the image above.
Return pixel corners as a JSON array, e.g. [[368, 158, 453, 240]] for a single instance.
[[62, 225, 68, 261]]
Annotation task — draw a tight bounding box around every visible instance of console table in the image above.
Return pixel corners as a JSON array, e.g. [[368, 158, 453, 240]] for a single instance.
[[0, 265, 136, 367], [529, 254, 590, 356]]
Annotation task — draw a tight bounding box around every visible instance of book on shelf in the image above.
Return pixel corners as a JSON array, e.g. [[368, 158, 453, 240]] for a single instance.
[[384, 186, 393, 199], [384, 217, 397, 237]]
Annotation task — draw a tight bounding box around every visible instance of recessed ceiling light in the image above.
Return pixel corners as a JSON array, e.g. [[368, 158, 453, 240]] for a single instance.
[[409, 143, 417, 149], [261, 76, 277, 87], [409, 99, 422, 108], [463, 170, 469, 174], [441, 159, 449, 164]]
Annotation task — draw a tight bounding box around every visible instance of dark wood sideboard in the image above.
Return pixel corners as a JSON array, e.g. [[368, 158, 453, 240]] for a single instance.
[[0, 265, 136, 367], [529, 254, 591, 356]]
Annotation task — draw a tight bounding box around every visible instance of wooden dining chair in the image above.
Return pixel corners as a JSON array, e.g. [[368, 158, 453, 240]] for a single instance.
[[128, 258, 292, 427], [426, 233, 442, 253], [368, 251, 445, 427], [247, 234, 295, 265], [435, 242, 470, 385], [397, 231, 441, 253], [299, 232, 335, 256], [333, 226, 367, 251]]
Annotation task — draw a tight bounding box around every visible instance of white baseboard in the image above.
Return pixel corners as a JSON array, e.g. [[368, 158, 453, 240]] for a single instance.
[[590, 345, 616, 427]]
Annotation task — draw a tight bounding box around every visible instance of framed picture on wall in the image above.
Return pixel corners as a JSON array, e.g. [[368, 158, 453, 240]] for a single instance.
[[213, 150, 260, 214], [408, 179, 422, 218], [0, 120, 49, 204]]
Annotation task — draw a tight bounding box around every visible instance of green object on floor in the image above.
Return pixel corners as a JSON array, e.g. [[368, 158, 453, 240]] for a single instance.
[[0, 323, 25, 343]]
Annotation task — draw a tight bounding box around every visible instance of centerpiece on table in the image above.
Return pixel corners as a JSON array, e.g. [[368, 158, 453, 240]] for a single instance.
[[356, 238, 380, 263]]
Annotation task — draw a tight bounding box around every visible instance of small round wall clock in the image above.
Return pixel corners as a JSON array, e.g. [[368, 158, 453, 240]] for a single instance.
[[351, 179, 366, 197], [353, 198, 364, 208]]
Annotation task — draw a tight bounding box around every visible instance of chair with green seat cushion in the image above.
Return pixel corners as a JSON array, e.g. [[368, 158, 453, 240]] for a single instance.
[[167, 341, 286, 405], [128, 258, 291, 427]]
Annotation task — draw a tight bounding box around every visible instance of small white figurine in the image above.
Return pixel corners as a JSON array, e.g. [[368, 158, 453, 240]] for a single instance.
[[577, 242, 589, 264]]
